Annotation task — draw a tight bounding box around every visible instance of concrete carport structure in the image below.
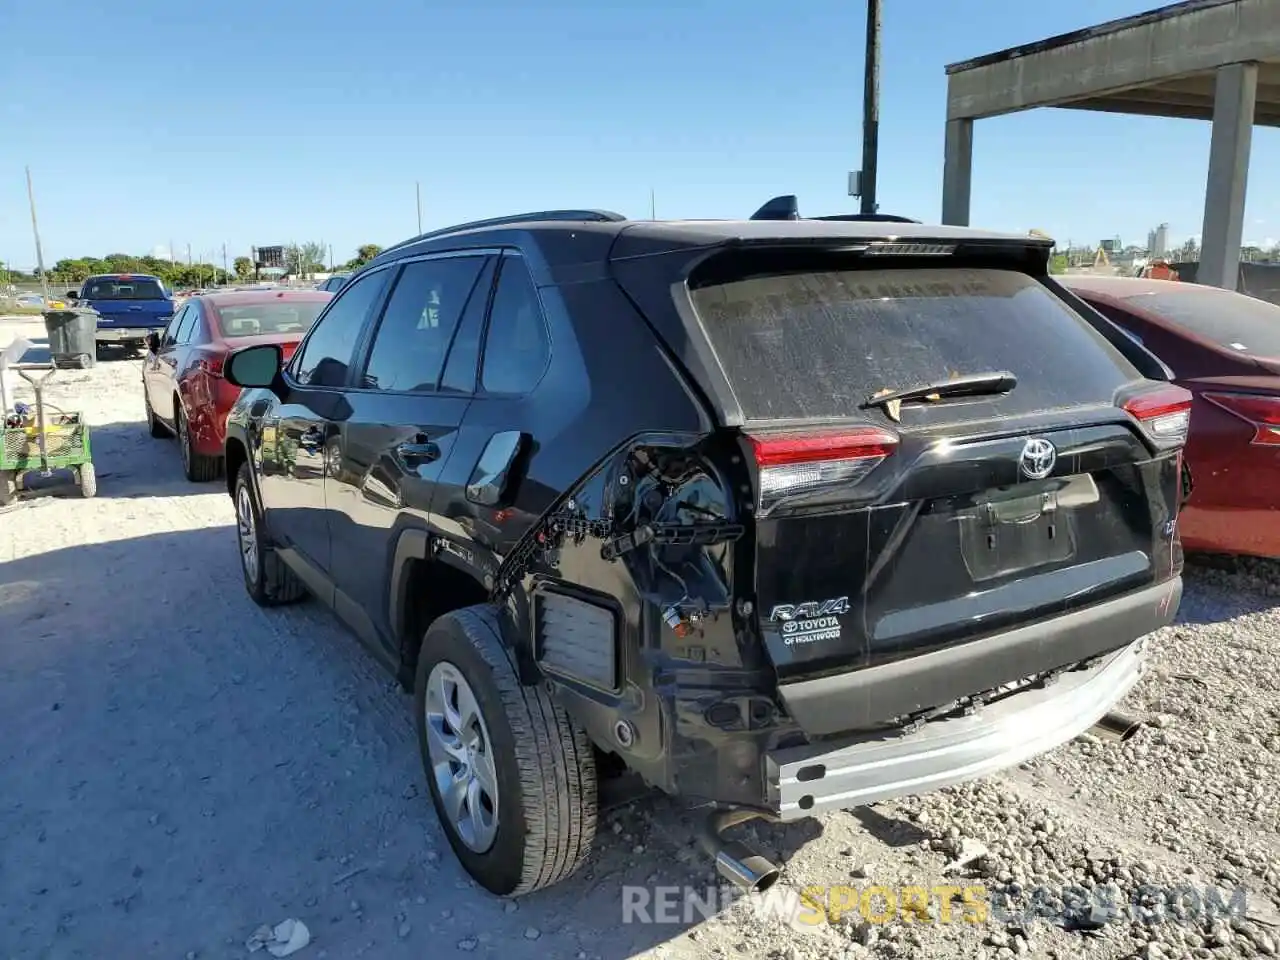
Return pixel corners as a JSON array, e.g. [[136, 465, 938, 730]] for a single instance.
[[940, 0, 1280, 290]]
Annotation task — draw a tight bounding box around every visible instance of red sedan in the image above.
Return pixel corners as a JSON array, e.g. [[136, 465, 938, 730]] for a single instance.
[[1062, 275, 1280, 558], [142, 290, 332, 481]]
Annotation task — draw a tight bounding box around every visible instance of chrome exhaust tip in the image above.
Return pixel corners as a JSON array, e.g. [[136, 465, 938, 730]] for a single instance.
[[1091, 710, 1146, 742], [714, 841, 782, 893], [697, 808, 783, 893]]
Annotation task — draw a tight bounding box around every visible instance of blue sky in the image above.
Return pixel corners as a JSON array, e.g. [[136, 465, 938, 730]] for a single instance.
[[2, 0, 1277, 268]]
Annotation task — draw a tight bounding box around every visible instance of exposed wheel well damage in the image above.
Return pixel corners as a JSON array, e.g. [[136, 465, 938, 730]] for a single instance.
[[397, 557, 489, 688]]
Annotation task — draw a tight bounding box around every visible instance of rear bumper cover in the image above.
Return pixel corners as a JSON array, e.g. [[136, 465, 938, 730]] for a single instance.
[[777, 578, 1181, 736], [765, 577, 1180, 820], [96, 327, 157, 342]]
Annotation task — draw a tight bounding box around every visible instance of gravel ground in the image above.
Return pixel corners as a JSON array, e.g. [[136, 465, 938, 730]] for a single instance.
[[2, 314, 1277, 960]]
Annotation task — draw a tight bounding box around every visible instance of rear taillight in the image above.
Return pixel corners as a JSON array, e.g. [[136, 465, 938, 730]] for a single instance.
[[1202, 392, 1280, 446], [747, 426, 898, 514], [1123, 384, 1192, 449]]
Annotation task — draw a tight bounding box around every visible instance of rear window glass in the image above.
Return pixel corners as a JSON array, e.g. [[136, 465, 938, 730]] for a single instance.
[[1118, 287, 1280, 359], [83, 278, 166, 300], [215, 302, 325, 337], [689, 267, 1140, 423]]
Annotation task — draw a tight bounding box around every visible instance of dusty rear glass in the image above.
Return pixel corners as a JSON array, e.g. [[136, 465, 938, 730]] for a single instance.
[[1119, 286, 1280, 359], [689, 266, 1140, 423], [215, 302, 325, 337], [82, 277, 167, 300]]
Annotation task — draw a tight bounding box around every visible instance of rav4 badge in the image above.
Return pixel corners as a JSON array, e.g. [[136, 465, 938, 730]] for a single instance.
[[768, 597, 850, 621]]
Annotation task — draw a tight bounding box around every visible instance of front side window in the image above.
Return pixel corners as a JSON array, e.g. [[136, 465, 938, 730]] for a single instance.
[[479, 256, 550, 395], [293, 269, 389, 387], [161, 307, 187, 347], [359, 256, 487, 392]]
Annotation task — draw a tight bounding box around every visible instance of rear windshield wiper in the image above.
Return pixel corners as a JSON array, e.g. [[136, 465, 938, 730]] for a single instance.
[[861, 371, 1017, 417]]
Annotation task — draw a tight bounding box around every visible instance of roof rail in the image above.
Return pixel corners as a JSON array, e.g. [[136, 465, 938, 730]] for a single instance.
[[379, 209, 628, 256], [749, 194, 920, 224], [814, 213, 921, 224]]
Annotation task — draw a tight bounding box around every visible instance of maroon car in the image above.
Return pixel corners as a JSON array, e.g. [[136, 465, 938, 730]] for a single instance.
[[1062, 275, 1280, 558], [142, 290, 331, 481]]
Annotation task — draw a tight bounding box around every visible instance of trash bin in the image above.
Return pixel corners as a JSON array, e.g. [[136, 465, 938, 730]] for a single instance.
[[42, 309, 98, 369]]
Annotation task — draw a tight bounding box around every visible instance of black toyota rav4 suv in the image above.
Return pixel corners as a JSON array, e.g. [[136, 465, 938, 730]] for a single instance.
[[221, 202, 1188, 898]]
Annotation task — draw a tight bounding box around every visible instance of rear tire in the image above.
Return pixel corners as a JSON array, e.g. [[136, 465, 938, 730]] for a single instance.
[[145, 392, 168, 438], [414, 606, 597, 896], [78, 462, 97, 498], [177, 405, 219, 482], [234, 462, 306, 606], [0, 472, 16, 506]]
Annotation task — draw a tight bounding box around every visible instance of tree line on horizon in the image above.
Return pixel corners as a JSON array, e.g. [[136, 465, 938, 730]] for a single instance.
[[1, 243, 386, 289]]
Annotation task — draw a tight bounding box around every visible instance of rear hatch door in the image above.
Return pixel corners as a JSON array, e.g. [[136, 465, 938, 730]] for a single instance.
[[613, 242, 1186, 724]]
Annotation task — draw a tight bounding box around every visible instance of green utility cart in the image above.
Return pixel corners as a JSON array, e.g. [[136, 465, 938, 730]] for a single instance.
[[0, 363, 96, 504]]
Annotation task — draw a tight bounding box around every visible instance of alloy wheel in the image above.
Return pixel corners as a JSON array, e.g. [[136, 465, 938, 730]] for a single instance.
[[236, 483, 259, 583], [424, 662, 499, 853]]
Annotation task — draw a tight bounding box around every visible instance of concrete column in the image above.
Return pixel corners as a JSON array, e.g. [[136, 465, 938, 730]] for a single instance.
[[1199, 62, 1257, 290], [941, 118, 973, 226]]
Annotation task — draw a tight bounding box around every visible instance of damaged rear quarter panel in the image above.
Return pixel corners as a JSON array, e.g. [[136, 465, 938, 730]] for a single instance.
[[484, 276, 793, 804]]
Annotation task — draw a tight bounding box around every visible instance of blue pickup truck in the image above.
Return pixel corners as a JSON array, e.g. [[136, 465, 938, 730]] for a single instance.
[[68, 274, 176, 356]]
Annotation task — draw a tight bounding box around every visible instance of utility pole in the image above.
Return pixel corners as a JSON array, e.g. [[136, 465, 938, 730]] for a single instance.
[[650, 188, 656, 220], [186, 243, 192, 266], [416, 181, 422, 234], [24, 166, 50, 303], [328, 244, 334, 271], [859, 0, 882, 216]]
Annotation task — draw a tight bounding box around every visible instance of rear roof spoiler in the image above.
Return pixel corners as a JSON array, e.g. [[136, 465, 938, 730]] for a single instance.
[[749, 194, 920, 224]]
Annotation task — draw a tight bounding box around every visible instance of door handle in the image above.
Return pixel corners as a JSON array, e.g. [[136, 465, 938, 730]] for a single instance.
[[466, 431, 527, 507], [396, 440, 441, 465]]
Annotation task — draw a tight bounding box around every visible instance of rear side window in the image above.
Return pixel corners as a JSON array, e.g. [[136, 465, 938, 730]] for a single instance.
[[480, 257, 550, 395], [440, 257, 497, 394], [83, 278, 166, 300], [359, 256, 487, 392], [689, 267, 1140, 423], [175, 306, 200, 344], [1119, 287, 1280, 359]]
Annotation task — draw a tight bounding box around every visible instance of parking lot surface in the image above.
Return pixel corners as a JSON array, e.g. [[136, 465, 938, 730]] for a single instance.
[[2, 314, 1278, 960]]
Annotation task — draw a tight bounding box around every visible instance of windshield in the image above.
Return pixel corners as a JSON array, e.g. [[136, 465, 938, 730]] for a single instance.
[[689, 266, 1139, 423], [1118, 286, 1280, 359], [82, 277, 166, 300], [214, 301, 325, 337]]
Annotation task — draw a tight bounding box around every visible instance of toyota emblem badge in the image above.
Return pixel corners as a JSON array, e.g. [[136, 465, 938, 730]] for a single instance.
[[1019, 437, 1057, 480]]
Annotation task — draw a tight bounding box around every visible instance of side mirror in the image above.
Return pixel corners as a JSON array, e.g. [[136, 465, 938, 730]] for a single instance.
[[146, 332, 161, 353], [225, 343, 283, 388], [65, 290, 79, 301]]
